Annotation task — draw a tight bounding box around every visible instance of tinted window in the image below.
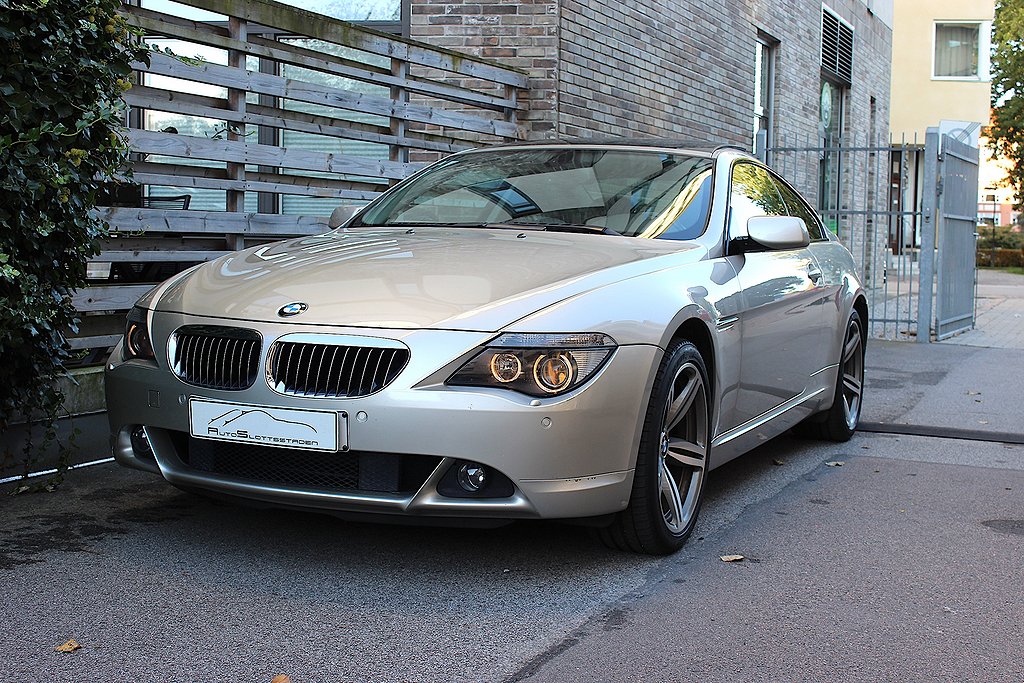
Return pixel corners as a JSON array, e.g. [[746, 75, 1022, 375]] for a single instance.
[[774, 179, 826, 240], [728, 163, 787, 238]]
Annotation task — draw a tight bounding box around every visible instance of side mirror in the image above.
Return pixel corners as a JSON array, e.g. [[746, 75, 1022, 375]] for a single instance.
[[329, 205, 361, 229], [746, 215, 810, 250]]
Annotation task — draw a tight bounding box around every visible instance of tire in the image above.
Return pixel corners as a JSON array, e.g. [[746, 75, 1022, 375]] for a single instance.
[[796, 313, 864, 442], [597, 339, 712, 555]]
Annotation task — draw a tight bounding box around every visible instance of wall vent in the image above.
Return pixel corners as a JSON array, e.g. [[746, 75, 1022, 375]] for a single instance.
[[821, 7, 854, 85]]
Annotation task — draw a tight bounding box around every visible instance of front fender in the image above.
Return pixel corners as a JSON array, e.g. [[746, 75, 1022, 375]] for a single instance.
[[503, 257, 744, 444]]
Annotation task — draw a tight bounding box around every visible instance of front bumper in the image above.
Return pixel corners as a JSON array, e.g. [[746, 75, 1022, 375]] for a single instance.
[[105, 314, 662, 520]]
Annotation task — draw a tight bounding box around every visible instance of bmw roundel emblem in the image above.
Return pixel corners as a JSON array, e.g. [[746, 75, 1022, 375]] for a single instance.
[[278, 302, 308, 317]]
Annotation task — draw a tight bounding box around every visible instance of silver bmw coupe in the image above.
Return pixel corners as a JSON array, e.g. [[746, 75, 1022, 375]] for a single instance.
[[105, 141, 866, 554]]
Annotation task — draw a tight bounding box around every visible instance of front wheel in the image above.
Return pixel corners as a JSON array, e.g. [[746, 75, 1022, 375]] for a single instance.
[[597, 339, 711, 555]]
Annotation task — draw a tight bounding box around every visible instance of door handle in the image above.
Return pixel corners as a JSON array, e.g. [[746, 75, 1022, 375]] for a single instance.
[[807, 267, 823, 283]]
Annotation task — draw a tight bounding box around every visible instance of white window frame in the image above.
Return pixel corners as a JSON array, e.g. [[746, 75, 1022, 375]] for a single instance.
[[753, 34, 776, 160], [932, 20, 992, 82]]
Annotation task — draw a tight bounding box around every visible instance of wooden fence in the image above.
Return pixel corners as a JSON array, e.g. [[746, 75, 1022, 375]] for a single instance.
[[73, 0, 529, 356]]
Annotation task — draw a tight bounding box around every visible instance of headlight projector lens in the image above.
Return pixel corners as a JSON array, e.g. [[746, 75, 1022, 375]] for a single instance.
[[489, 352, 523, 383], [534, 353, 575, 393]]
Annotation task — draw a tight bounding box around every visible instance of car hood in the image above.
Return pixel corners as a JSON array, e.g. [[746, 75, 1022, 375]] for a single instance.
[[152, 227, 704, 331]]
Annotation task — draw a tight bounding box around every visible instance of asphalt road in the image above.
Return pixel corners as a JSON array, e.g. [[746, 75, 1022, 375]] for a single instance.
[[2, 426, 1022, 683]]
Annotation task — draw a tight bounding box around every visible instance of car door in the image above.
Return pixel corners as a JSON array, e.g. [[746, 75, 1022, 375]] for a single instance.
[[773, 175, 842, 366], [728, 163, 830, 426]]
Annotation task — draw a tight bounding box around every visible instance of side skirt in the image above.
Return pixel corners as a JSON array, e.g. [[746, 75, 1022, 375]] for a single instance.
[[709, 382, 831, 469]]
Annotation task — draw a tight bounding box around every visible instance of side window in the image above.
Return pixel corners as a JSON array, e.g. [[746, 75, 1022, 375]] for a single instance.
[[774, 179, 826, 241], [728, 163, 787, 239]]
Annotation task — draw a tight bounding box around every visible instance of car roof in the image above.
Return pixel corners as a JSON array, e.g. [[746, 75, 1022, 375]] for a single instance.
[[470, 138, 750, 158]]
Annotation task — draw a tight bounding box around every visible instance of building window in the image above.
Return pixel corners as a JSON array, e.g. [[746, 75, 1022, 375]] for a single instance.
[[933, 22, 991, 80], [753, 36, 775, 160], [818, 79, 845, 231]]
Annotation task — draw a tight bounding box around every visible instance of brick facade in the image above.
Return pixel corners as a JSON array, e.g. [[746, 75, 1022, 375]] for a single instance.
[[409, 0, 891, 149]]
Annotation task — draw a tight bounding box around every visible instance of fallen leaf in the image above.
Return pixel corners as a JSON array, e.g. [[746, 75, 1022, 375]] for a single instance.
[[55, 640, 81, 653], [271, 676, 292, 683], [772, 459, 785, 466], [720, 554, 745, 562], [825, 461, 845, 467]]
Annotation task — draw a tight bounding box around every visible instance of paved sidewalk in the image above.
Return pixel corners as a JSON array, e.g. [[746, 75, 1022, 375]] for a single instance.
[[940, 268, 1024, 349], [864, 340, 1024, 438]]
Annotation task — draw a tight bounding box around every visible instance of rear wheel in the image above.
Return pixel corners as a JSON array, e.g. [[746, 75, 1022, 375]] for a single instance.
[[597, 339, 711, 555], [797, 313, 864, 442]]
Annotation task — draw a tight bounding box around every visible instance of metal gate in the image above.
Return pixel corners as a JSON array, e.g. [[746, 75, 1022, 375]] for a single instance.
[[767, 128, 979, 342], [919, 131, 980, 340]]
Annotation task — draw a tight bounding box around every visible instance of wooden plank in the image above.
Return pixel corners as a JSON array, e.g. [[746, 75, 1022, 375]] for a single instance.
[[225, 15, 247, 220], [125, 85, 386, 137], [180, 0, 529, 88], [73, 285, 154, 312], [99, 235, 229, 252], [134, 161, 387, 195], [134, 161, 389, 198], [98, 207, 329, 235], [138, 52, 525, 139], [248, 36, 521, 111], [134, 170, 384, 200], [245, 103, 478, 153], [92, 250, 231, 262], [122, 7, 520, 111], [126, 128, 418, 180], [125, 86, 479, 153], [68, 334, 122, 350]]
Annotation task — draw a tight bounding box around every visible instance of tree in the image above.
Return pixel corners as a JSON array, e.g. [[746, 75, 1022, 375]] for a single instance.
[[989, 0, 1024, 210], [0, 0, 148, 484]]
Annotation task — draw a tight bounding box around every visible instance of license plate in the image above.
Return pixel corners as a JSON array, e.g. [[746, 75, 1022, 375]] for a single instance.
[[189, 398, 345, 452]]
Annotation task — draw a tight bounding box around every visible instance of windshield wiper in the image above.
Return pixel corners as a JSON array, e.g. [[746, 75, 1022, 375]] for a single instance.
[[531, 223, 620, 236]]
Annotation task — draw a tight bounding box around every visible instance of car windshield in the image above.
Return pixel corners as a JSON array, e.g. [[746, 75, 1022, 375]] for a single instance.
[[355, 148, 714, 240]]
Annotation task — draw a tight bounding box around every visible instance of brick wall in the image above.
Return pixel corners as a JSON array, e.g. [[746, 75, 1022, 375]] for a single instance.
[[409, 0, 891, 150], [557, 0, 754, 143], [408, 0, 560, 140]]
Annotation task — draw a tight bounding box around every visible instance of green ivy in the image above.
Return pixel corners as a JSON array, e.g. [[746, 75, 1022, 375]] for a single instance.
[[0, 0, 148, 486]]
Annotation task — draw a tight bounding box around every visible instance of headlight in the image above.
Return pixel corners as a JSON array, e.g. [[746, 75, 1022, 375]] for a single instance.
[[447, 332, 616, 397], [123, 306, 155, 361]]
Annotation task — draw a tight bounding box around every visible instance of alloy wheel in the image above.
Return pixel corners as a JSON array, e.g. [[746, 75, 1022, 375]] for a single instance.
[[841, 319, 864, 431], [658, 361, 709, 534]]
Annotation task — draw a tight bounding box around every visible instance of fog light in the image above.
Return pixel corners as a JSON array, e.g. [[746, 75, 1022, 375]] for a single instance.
[[130, 426, 153, 459], [457, 463, 487, 492]]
